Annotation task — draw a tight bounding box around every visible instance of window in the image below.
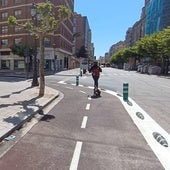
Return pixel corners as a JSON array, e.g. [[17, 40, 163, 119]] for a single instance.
[[0, 51, 10, 55], [1, 39, 8, 46], [14, 60, 24, 69], [14, 9, 22, 18], [1, 60, 10, 69], [44, 38, 51, 47], [1, 12, 8, 19], [73, 27, 76, 34], [15, 0, 21, 3], [73, 18, 76, 24], [14, 38, 22, 45], [2, 25, 8, 34], [15, 26, 22, 32], [1, 0, 8, 6]]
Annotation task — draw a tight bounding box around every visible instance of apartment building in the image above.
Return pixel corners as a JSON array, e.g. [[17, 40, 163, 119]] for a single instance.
[[125, 0, 170, 47], [109, 41, 126, 57], [145, 0, 170, 35], [73, 12, 94, 62], [0, 0, 74, 72]]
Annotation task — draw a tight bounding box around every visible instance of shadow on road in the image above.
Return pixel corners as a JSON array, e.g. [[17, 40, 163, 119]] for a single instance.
[[40, 114, 55, 122]]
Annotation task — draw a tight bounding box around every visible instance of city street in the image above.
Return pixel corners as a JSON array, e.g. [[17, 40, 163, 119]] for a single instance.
[[47, 68, 170, 135], [0, 68, 169, 169], [0, 76, 163, 170], [1, 0, 170, 169]]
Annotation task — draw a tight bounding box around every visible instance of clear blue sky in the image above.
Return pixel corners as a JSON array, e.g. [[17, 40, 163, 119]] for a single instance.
[[74, 0, 144, 58]]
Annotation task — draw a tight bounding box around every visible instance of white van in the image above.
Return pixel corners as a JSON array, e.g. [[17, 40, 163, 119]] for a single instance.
[[80, 58, 88, 73]]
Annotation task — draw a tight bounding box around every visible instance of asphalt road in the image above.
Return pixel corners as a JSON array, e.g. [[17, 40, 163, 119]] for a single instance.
[[47, 68, 170, 136], [0, 81, 163, 170]]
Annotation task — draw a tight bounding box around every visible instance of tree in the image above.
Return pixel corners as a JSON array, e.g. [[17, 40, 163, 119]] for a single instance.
[[110, 49, 125, 66], [76, 45, 89, 58], [11, 44, 29, 57], [8, 1, 72, 96], [135, 34, 161, 63]]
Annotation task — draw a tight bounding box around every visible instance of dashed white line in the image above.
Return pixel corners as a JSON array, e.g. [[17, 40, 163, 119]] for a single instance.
[[69, 141, 83, 170], [86, 103, 90, 110], [58, 81, 66, 84], [57, 80, 170, 169], [88, 96, 91, 100], [88, 86, 94, 89], [79, 90, 86, 94], [81, 116, 88, 128]]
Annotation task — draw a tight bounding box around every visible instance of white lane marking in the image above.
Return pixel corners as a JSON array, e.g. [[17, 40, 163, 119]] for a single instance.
[[79, 90, 86, 94], [105, 89, 170, 170], [81, 116, 88, 128], [58, 81, 66, 84], [88, 86, 94, 89], [86, 103, 90, 110], [58, 81, 170, 168], [69, 141, 83, 170], [88, 96, 91, 100]]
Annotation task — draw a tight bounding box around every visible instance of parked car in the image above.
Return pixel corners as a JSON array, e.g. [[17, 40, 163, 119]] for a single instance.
[[148, 66, 161, 75]]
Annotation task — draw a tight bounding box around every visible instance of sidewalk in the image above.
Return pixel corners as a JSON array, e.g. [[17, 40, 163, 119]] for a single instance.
[[0, 79, 59, 142]]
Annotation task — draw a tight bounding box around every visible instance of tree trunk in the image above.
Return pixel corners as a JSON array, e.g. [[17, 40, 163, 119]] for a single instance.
[[39, 35, 45, 97]]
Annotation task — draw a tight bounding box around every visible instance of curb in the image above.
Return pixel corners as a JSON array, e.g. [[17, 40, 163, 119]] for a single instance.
[[0, 93, 60, 142]]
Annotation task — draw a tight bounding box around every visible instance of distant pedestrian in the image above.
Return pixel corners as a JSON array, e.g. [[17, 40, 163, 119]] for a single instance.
[[89, 61, 102, 89]]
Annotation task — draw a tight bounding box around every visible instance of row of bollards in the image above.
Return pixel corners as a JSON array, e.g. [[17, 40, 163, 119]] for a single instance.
[[75, 75, 128, 99]]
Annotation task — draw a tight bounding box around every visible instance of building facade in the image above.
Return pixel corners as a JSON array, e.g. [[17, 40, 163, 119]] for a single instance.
[[109, 41, 126, 58], [145, 0, 170, 35], [73, 12, 94, 63], [0, 0, 74, 72]]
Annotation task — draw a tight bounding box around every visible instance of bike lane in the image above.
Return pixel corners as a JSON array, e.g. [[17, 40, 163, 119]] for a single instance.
[[0, 83, 163, 170]]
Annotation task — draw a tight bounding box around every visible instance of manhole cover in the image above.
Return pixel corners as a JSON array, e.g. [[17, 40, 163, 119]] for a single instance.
[[136, 112, 144, 120], [153, 132, 168, 147]]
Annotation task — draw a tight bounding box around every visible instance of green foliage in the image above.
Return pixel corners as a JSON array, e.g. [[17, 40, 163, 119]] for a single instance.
[[8, 16, 17, 25], [58, 5, 72, 21], [24, 22, 33, 30], [110, 47, 137, 64], [135, 34, 160, 61], [7, 1, 72, 96], [10, 44, 33, 57], [157, 27, 170, 56], [111, 27, 170, 65]]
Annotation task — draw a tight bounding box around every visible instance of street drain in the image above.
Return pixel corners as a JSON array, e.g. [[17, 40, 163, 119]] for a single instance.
[[136, 112, 144, 120], [153, 132, 168, 147], [127, 101, 133, 106]]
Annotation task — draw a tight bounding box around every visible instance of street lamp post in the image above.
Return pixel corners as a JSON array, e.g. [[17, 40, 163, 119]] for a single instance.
[[31, 2, 39, 87]]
